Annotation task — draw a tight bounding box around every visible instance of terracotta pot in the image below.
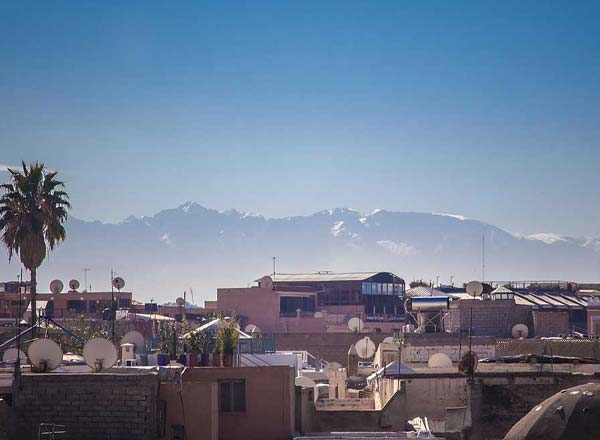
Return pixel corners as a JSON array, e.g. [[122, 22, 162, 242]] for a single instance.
[[212, 353, 222, 367], [222, 353, 234, 367], [187, 353, 199, 367], [200, 353, 210, 366], [178, 354, 187, 366]]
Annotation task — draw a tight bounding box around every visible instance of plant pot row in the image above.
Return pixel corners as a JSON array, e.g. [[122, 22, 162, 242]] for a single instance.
[[156, 352, 234, 367]]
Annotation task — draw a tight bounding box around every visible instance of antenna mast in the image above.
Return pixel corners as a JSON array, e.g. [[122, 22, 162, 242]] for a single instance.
[[273, 257, 277, 276], [482, 235, 485, 282]]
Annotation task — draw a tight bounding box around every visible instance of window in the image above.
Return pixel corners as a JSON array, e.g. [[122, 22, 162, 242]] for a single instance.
[[219, 380, 246, 412]]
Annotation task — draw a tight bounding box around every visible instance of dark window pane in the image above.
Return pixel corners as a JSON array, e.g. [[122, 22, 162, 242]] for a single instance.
[[219, 382, 231, 412], [233, 381, 246, 412]]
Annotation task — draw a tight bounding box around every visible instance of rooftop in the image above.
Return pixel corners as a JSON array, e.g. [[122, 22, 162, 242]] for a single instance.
[[264, 272, 402, 283]]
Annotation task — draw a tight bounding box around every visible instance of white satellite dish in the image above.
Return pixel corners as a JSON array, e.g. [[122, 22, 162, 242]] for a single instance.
[[382, 336, 397, 344], [83, 338, 118, 372], [512, 323, 529, 339], [325, 361, 343, 372], [348, 317, 364, 333], [354, 336, 376, 359], [49, 280, 64, 294], [3, 348, 26, 364], [28, 339, 63, 372], [465, 281, 484, 297], [68, 279, 80, 291], [112, 277, 125, 290], [295, 376, 316, 388], [122, 331, 145, 354], [244, 324, 261, 334], [428, 353, 453, 368]]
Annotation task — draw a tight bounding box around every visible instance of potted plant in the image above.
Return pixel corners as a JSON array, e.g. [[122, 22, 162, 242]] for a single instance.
[[187, 331, 200, 367], [218, 318, 238, 367], [157, 321, 171, 366], [198, 329, 213, 366]]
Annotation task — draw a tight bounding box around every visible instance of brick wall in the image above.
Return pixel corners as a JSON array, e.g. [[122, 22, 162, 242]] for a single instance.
[[447, 299, 525, 337], [532, 310, 569, 337], [11, 372, 159, 440]]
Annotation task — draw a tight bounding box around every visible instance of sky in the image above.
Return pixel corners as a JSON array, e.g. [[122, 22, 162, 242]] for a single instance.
[[1, 1, 599, 237]]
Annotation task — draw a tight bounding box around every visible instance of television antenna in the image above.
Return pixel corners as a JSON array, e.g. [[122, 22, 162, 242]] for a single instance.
[[83, 338, 118, 372], [27, 339, 63, 372], [112, 277, 125, 291], [68, 279, 80, 291], [465, 281, 483, 297], [512, 324, 529, 339], [244, 324, 261, 334]]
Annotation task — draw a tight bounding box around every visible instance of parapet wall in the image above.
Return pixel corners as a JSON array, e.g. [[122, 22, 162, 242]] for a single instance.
[[11, 372, 160, 440]]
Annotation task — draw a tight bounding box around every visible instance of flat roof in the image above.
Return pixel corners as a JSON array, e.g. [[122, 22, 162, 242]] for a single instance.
[[267, 272, 402, 283]]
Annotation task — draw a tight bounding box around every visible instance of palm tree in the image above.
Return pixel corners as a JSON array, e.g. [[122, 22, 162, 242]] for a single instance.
[[0, 162, 70, 330]]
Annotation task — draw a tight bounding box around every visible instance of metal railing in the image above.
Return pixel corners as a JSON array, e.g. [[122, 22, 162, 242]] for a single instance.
[[39, 423, 66, 440], [238, 335, 276, 354]]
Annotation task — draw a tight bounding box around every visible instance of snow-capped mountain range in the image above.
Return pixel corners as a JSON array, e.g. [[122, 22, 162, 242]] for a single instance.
[[1, 202, 599, 302]]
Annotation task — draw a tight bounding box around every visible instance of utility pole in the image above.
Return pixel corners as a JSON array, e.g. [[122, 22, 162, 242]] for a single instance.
[[272, 257, 277, 276], [84, 268, 91, 293]]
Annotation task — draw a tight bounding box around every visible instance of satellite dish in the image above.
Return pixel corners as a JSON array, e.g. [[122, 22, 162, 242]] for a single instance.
[[458, 351, 478, 376], [122, 331, 145, 354], [295, 376, 316, 388], [465, 281, 484, 297], [512, 324, 529, 339], [2, 348, 26, 364], [83, 338, 118, 372], [428, 353, 453, 368], [325, 361, 343, 372], [68, 279, 80, 291], [28, 339, 63, 372], [354, 336, 376, 359], [382, 336, 397, 344], [244, 324, 261, 334], [49, 280, 64, 294], [348, 317, 364, 333], [112, 277, 125, 290], [175, 297, 185, 306]]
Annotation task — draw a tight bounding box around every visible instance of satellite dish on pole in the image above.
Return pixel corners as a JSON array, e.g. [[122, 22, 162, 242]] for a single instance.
[[348, 317, 364, 333], [83, 338, 118, 372], [175, 297, 185, 306], [69, 279, 80, 291], [512, 324, 529, 339], [295, 376, 316, 388], [112, 277, 125, 290], [465, 281, 484, 297], [458, 351, 479, 376], [27, 339, 63, 372], [122, 330, 146, 354], [244, 324, 261, 334], [49, 280, 64, 294], [354, 336, 376, 359], [2, 348, 26, 364]]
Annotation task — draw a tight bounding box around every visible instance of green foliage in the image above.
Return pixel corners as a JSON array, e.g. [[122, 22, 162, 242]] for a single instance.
[[217, 318, 238, 355], [54, 315, 110, 355]]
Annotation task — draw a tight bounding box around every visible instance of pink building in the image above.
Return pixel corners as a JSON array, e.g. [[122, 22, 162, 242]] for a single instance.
[[209, 271, 406, 333]]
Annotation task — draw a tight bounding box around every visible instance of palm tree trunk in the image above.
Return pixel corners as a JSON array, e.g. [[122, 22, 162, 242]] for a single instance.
[[30, 268, 37, 337]]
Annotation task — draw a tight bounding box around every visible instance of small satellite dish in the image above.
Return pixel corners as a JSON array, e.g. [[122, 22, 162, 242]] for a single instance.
[[295, 376, 316, 388], [458, 351, 478, 376], [112, 277, 125, 290], [122, 330, 145, 354], [428, 353, 453, 368], [325, 361, 343, 372], [83, 338, 118, 372], [2, 348, 26, 364], [175, 297, 185, 306], [68, 279, 80, 291], [382, 336, 397, 344], [49, 280, 64, 294], [465, 281, 484, 297], [354, 336, 376, 359], [512, 323, 529, 339], [244, 324, 261, 334], [348, 317, 364, 333], [28, 339, 63, 372]]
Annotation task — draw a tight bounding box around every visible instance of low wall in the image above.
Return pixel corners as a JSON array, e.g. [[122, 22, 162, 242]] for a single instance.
[[11, 372, 159, 440], [496, 338, 600, 359], [402, 334, 496, 363]]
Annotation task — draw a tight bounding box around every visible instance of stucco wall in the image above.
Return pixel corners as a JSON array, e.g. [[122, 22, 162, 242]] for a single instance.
[[159, 382, 218, 440], [182, 366, 295, 440]]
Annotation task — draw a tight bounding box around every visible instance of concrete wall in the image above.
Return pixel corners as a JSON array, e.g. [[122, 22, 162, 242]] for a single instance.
[[496, 338, 600, 359], [447, 299, 521, 337], [11, 372, 159, 440], [183, 366, 295, 440], [402, 334, 496, 363], [159, 382, 218, 440]]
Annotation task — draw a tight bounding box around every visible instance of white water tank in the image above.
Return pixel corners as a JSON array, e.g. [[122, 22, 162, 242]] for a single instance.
[[120, 342, 135, 363]]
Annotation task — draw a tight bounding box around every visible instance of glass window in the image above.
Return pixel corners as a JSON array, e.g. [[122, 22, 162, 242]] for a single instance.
[[219, 380, 246, 412]]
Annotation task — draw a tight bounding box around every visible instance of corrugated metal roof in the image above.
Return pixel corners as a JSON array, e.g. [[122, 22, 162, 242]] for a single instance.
[[491, 286, 514, 294], [406, 286, 445, 297], [269, 272, 391, 283], [514, 295, 537, 306]]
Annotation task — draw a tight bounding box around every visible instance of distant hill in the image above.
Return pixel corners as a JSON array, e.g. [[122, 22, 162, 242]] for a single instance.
[[1, 202, 599, 303]]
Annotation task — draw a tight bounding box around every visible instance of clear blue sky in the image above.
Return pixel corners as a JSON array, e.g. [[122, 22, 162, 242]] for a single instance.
[[1, 1, 599, 236]]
